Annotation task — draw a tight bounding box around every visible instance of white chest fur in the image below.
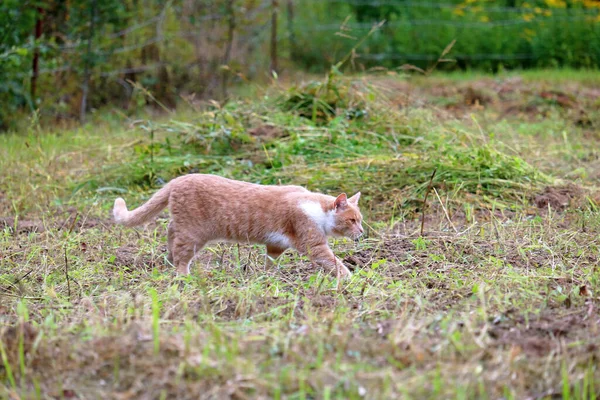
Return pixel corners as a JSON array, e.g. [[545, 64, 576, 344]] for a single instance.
[[299, 201, 335, 234], [265, 232, 293, 249]]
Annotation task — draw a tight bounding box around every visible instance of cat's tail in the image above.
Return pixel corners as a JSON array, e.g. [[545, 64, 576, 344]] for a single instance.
[[113, 185, 171, 227]]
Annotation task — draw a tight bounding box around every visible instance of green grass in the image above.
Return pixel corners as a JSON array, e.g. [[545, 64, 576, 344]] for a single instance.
[[1, 70, 599, 399]]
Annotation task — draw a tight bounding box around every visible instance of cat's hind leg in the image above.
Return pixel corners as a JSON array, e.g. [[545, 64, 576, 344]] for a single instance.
[[172, 235, 207, 275], [166, 220, 175, 265]]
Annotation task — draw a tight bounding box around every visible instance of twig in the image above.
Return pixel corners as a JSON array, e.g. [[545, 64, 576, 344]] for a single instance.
[[335, 253, 340, 291], [0, 292, 44, 301], [67, 212, 79, 234], [64, 247, 71, 299], [433, 187, 457, 233], [420, 168, 437, 237], [9, 269, 35, 290]]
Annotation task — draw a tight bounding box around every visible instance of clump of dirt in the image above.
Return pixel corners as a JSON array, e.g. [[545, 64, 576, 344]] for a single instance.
[[534, 184, 585, 210], [0, 217, 45, 234], [462, 86, 493, 107], [111, 245, 166, 272], [575, 109, 594, 127], [538, 90, 576, 108], [488, 307, 594, 357], [343, 251, 372, 270], [249, 124, 285, 140]]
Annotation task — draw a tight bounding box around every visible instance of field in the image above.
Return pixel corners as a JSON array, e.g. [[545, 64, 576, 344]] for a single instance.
[[1, 70, 600, 399]]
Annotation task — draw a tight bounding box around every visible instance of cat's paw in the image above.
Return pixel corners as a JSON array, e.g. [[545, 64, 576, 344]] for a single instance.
[[335, 263, 352, 279]]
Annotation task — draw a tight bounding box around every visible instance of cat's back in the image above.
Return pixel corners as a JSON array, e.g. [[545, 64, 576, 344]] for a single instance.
[[173, 174, 307, 197]]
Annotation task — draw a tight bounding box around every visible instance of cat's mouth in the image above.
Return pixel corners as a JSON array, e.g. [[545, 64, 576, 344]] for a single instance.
[[352, 233, 363, 241]]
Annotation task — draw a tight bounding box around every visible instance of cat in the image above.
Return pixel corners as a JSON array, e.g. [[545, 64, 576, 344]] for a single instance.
[[113, 174, 363, 277]]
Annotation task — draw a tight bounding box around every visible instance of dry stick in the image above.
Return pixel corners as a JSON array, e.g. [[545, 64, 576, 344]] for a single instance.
[[335, 252, 340, 291], [67, 212, 79, 235], [433, 187, 458, 233], [420, 168, 438, 237], [64, 247, 71, 299], [10, 269, 35, 289]]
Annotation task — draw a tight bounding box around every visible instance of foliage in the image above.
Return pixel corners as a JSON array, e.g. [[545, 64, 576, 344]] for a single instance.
[[1, 0, 600, 129], [278, 72, 368, 125], [292, 0, 600, 72], [0, 0, 42, 130]]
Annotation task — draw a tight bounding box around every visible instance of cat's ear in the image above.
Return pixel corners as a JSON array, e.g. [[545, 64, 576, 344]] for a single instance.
[[334, 193, 348, 211], [348, 192, 361, 205]]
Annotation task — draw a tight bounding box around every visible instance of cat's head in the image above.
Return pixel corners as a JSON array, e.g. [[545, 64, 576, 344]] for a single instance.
[[331, 192, 364, 240]]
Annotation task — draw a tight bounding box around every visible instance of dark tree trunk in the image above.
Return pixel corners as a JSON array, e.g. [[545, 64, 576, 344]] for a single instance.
[[270, 0, 278, 75], [221, 0, 236, 101], [31, 7, 44, 101]]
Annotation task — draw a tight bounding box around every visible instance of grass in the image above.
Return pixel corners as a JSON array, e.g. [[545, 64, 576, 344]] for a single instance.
[[1, 70, 600, 399]]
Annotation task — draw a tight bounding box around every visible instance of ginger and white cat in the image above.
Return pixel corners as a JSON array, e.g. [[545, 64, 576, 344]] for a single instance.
[[113, 174, 363, 277]]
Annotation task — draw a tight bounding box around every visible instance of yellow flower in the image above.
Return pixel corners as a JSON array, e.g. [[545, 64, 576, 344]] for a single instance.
[[583, 0, 600, 8], [480, 15, 490, 22], [534, 7, 543, 13], [522, 28, 536, 42], [543, 10, 552, 16], [453, 8, 465, 16], [545, 0, 567, 8], [523, 13, 535, 21]]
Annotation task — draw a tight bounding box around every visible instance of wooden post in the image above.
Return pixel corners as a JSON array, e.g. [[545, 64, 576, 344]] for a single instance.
[[80, 0, 97, 123], [31, 7, 43, 101], [221, 0, 236, 101], [270, 0, 278, 75]]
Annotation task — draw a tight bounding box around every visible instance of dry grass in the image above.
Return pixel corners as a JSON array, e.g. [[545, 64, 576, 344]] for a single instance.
[[1, 71, 600, 399]]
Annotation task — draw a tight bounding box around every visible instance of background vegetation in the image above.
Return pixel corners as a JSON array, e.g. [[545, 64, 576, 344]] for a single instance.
[[1, 0, 599, 129]]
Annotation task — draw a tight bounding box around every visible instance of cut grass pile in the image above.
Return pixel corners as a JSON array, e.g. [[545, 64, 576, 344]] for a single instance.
[[1, 70, 600, 399]]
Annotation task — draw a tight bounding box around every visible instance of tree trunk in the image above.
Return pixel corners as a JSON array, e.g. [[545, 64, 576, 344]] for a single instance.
[[221, 0, 236, 101], [80, 0, 97, 123], [31, 7, 43, 101], [286, 0, 297, 63], [270, 0, 279, 75]]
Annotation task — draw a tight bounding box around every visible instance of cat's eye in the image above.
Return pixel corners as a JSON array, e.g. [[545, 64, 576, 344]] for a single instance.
[[350, 219, 357, 224]]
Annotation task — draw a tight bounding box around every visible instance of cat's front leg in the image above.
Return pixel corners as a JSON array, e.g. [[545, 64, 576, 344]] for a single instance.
[[306, 243, 352, 278]]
